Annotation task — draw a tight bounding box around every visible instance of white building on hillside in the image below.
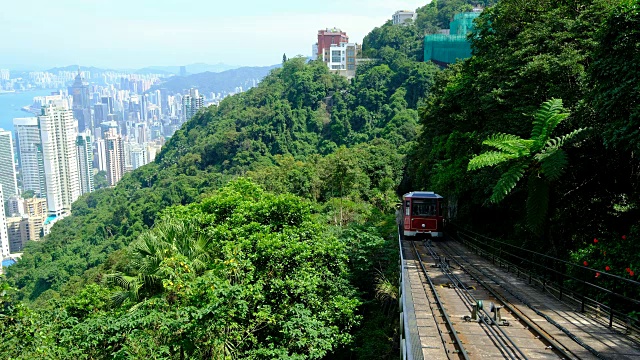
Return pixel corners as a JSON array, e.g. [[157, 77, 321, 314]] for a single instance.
[[14, 118, 46, 197], [39, 100, 81, 216], [393, 10, 417, 25], [0, 186, 10, 257]]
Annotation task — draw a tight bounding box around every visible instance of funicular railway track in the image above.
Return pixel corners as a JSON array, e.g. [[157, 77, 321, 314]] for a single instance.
[[402, 231, 640, 360], [407, 237, 568, 359]]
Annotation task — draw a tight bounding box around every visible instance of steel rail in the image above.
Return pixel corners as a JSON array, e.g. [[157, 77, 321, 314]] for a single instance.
[[456, 230, 640, 332], [408, 238, 471, 360], [422, 240, 528, 360], [440, 238, 602, 360], [399, 233, 419, 360]]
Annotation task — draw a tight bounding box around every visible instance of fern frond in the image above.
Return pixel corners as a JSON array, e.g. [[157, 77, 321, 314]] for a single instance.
[[544, 127, 589, 150], [531, 99, 569, 151], [489, 161, 528, 203], [537, 149, 568, 181], [526, 176, 550, 235], [106, 273, 135, 291], [111, 291, 131, 308], [467, 151, 517, 171], [482, 133, 531, 155], [543, 112, 569, 137], [531, 99, 565, 139]]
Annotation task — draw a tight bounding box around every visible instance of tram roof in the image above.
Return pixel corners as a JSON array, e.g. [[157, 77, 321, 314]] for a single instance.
[[403, 191, 443, 199]]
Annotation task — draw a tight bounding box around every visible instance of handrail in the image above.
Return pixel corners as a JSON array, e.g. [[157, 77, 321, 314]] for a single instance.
[[457, 225, 640, 286], [451, 224, 640, 331], [398, 232, 423, 360]]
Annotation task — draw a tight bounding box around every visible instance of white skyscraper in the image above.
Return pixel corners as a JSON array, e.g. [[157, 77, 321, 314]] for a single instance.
[[14, 118, 46, 197], [128, 142, 147, 170], [0, 129, 19, 202], [0, 185, 10, 257], [104, 128, 125, 186], [39, 101, 81, 216], [76, 132, 94, 195]]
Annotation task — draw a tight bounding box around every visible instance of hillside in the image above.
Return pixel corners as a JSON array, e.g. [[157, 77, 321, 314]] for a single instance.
[[149, 65, 280, 95], [2, 22, 438, 355], [4, 0, 638, 357], [138, 62, 239, 75]]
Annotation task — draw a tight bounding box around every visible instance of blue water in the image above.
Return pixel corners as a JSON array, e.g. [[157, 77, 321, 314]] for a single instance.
[[0, 90, 55, 132], [2, 259, 16, 267]]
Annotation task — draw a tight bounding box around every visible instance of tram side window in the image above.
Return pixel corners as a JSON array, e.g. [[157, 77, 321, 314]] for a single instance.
[[405, 201, 410, 216], [412, 200, 437, 216]]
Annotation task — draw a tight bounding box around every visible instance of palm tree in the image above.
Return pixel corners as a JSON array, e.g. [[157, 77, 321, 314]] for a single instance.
[[467, 98, 587, 234], [107, 218, 211, 307]]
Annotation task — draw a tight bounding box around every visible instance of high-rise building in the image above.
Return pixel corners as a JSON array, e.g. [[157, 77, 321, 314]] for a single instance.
[[101, 96, 114, 115], [94, 103, 108, 124], [6, 217, 22, 253], [159, 88, 169, 115], [0, 186, 10, 257], [128, 142, 147, 170], [6, 196, 25, 217], [317, 28, 349, 59], [146, 142, 163, 164], [22, 216, 43, 244], [182, 88, 204, 122], [96, 138, 107, 172], [69, 68, 92, 132], [0, 129, 19, 204], [6, 215, 42, 253], [39, 100, 81, 216], [76, 132, 94, 195], [135, 122, 148, 144], [0, 69, 9, 81], [23, 197, 46, 218], [154, 89, 162, 116], [14, 118, 47, 197], [104, 128, 125, 186]]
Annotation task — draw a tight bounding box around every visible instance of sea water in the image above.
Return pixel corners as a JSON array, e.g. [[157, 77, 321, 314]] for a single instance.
[[0, 89, 56, 132]]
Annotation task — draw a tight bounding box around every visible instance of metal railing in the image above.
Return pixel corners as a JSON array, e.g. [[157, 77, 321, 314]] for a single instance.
[[451, 224, 640, 334], [398, 233, 424, 360]]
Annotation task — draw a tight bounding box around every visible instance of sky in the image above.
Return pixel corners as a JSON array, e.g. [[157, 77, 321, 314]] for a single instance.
[[0, 0, 429, 70]]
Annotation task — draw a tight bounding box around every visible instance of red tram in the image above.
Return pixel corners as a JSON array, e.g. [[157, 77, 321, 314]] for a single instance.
[[400, 191, 445, 238]]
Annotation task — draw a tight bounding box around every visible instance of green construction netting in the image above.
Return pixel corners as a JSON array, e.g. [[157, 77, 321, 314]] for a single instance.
[[450, 12, 479, 36], [424, 12, 479, 65]]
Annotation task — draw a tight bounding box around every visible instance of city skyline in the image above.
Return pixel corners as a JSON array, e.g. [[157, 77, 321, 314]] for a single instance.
[[0, 0, 428, 70]]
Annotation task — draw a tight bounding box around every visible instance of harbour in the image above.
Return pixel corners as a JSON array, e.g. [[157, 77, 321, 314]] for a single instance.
[[0, 89, 53, 131]]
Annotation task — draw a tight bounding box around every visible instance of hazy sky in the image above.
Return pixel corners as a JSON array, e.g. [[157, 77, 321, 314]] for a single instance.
[[0, 0, 428, 70]]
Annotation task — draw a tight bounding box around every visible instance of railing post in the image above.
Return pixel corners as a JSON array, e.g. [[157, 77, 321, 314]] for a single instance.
[[580, 269, 586, 313], [609, 293, 614, 328], [559, 272, 563, 301]]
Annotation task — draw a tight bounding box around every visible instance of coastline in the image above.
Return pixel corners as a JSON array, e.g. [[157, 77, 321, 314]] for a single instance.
[[0, 89, 54, 131]]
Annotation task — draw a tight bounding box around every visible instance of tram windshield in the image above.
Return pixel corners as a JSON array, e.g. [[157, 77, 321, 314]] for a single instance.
[[411, 199, 438, 216]]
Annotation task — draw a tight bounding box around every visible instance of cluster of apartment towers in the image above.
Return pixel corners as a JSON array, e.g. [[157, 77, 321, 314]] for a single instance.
[[0, 70, 178, 263], [0, 8, 465, 265]]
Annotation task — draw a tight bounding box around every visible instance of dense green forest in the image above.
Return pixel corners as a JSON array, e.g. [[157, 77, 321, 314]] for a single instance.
[[404, 0, 640, 277], [2, 0, 640, 357]]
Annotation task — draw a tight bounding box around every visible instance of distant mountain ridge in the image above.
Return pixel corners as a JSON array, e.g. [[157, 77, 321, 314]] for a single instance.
[[45, 63, 244, 75], [47, 65, 118, 74], [149, 64, 281, 95], [139, 63, 239, 75]]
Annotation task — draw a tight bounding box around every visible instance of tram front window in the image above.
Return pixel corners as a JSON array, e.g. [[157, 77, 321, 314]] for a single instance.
[[412, 200, 437, 216]]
